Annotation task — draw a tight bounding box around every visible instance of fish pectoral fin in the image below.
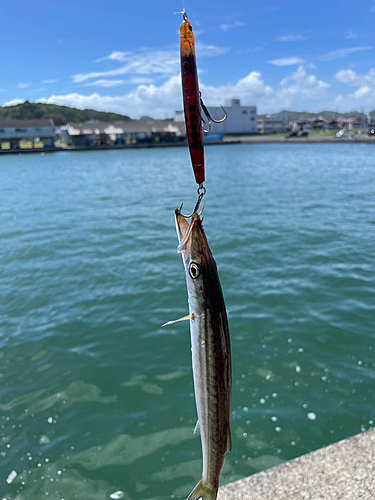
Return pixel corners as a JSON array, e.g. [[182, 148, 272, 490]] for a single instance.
[[227, 426, 232, 452], [193, 419, 200, 435], [187, 480, 218, 500], [161, 314, 194, 327]]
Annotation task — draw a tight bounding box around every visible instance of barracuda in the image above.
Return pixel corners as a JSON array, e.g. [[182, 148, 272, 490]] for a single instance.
[[174, 207, 232, 500]]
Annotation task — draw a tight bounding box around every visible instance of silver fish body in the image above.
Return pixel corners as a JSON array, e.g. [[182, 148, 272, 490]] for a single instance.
[[175, 209, 232, 500]]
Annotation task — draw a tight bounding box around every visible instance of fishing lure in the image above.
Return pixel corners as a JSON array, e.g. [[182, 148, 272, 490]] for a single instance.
[[180, 10, 226, 187]]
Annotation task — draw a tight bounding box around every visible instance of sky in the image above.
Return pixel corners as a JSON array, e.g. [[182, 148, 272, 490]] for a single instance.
[[1, 0, 375, 118]]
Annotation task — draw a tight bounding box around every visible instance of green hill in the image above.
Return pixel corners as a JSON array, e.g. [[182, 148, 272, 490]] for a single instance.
[[0, 100, 131, 126], [259, 110, 369, 121]]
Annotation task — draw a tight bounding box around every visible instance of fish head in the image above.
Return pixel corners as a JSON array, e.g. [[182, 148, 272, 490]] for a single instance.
[[175, 208, 216, 312]]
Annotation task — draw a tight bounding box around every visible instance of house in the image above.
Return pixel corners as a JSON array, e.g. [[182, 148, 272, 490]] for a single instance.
[[175, 98, 257, 134], [344, 117, 365, 129], [311, 117, 329, 130], [59, 120, 186, 146], [0, 119, 55, 149], [258, 112, 288, 134], [327, 119, 339, 130]]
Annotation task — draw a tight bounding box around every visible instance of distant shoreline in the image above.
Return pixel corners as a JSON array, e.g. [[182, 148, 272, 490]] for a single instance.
[[229, 134, 375, 145], [1, 135, 374, 155]]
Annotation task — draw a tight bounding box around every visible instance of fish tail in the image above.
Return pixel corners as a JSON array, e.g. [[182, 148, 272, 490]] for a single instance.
[[187, 480, 218, 500]]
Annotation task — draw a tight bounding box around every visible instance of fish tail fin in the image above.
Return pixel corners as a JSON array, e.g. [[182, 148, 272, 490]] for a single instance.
[[187, 480, 218, 500]]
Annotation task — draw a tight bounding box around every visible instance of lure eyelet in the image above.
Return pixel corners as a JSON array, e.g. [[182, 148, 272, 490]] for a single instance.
[[189, 262, 201, 279]]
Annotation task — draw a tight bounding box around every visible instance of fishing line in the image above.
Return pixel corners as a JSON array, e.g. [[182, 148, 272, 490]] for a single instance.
[[156, 0, 186, 15], [157, 0, 174, 14]]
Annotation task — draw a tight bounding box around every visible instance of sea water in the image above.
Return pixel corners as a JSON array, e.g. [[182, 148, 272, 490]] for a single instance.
[[1, 144, 374, 499]]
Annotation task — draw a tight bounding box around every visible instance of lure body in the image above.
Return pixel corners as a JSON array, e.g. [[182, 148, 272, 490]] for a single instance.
[[180, 14, 205, 185]]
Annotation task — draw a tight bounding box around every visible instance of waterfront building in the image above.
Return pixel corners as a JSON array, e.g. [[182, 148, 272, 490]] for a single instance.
[[0, 119, 55, 149], [368, 110, 375, 127], [258, 112, 288, 134], [59, 120, 185, 146], [175, 98, 257, 134]]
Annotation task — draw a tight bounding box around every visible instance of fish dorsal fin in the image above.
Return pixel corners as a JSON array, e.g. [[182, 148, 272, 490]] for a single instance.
[[194, 420, 200, 435]]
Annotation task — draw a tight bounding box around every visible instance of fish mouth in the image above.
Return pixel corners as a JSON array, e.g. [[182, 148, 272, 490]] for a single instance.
[[174, 209, 202, 264], [175, 208, 190, 244]]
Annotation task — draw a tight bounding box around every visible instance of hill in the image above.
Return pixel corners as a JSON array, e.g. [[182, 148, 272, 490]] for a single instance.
[[0, 101, 131, 126], [259, 110, 370, 121]]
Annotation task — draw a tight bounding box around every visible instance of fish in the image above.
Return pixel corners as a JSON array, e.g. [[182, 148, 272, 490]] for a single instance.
[[174, 206, 232, 500]]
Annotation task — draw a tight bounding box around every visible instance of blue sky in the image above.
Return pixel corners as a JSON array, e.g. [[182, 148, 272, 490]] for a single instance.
[[1, 0, 375, 117]]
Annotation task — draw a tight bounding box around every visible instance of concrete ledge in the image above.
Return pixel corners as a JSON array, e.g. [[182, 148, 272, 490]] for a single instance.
[[218, 429, 375, 499]]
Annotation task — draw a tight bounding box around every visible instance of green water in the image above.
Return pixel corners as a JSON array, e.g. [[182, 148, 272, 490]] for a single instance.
[[1, 144, 374, 499]]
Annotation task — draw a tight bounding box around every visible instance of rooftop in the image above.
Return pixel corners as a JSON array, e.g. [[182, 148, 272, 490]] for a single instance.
[[0, 119, 55, 127]]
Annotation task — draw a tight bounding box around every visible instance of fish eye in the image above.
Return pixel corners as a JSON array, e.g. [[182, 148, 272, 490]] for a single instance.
[[189, 262, 201, 279]]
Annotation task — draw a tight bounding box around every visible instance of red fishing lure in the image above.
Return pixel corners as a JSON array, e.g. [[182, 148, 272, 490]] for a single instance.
[[180, 11, 205, 185]]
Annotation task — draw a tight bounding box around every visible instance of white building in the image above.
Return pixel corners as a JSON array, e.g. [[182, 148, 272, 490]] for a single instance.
[[258, 112, 289, 134], [0, 119, 55, 148], [175, 99, 257, 134], [59, 120, 185, 146]]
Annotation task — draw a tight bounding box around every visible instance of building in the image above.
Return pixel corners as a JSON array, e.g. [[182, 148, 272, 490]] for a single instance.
[[0, 119, 55, 149], [175, 98, 257, 134], [345, 117, 366, 130], [258, 112, 288, 134], [59, 120, 185, 146]]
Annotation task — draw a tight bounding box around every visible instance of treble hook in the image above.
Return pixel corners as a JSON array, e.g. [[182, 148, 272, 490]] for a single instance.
[[179, 184, 206, 218], [200, 93, 227, 124], [199, 111, 211, 134]]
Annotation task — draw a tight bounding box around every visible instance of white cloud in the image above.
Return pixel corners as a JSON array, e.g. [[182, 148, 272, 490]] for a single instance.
[[335, 68, 375, 103], [83, 77, 156, 88], [268, 57, 305, 66], [278, 66, 330, 106], [75, 45, 228, 84], [84, 79, 127, 88], [276, 34, 310, 42], [5, 66, 333, 117], [196, 42, 229, 57], [73, 52, 179, 83], [335, 68, 375, 86], [96, 51, 132, 63], [198, 72, 274, 108], [2, 99, 24, 106], [35, 75, 183, 118], [42, 79, 58, 84], [336, 69, 359, 85], [344, 31, 358, 40], [18, 83, 31, 89], [220, 21, 245, 32], [320, 46, 372, 61], [353, 86, 371, 98]]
